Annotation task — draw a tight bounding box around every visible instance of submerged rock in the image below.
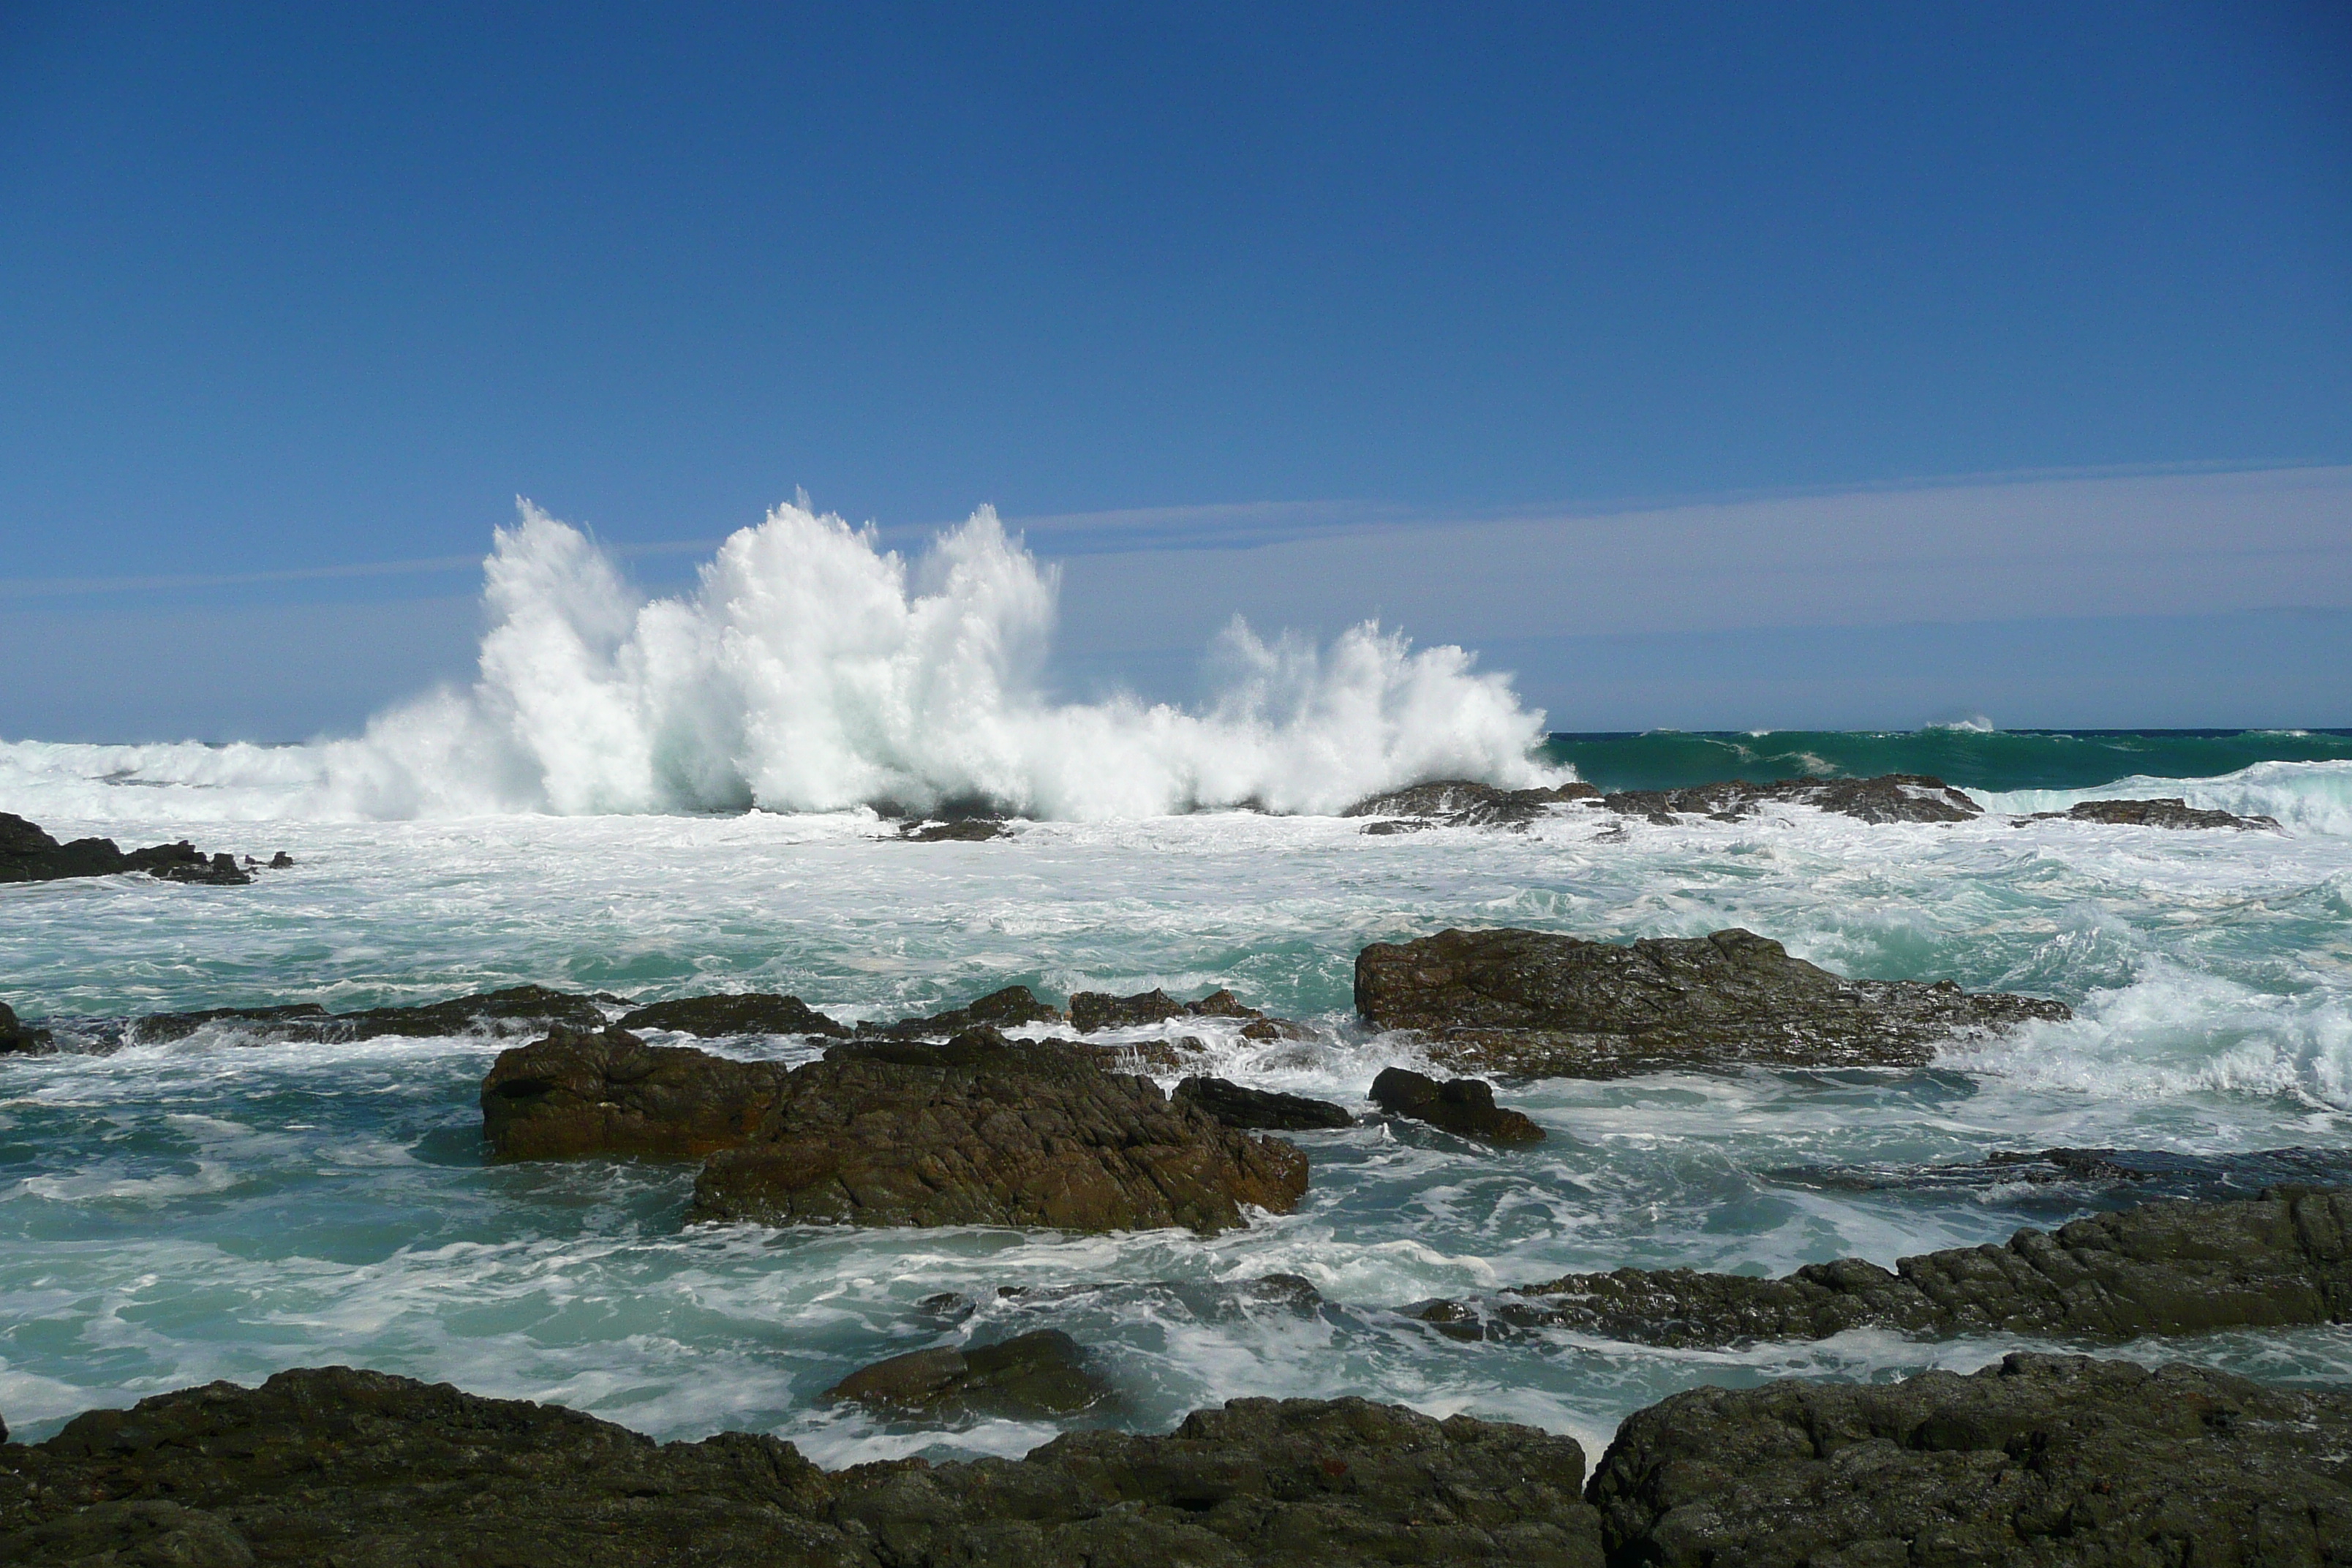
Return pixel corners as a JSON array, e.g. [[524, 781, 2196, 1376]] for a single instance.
[[1588, 1353, 2352, 1568], [0, 1366, 1600, 1567], [1412, 1186, 2352, 1346], [138, 983, 608, 1047], [0, 1002, 53, 1057], [898, 818, 1014, 841], [0, 811, 261, 885], [824, 1329, 1109, 1422], [616, 992, 849, 1038], [857, 984, 1066, 1039], [1355, 926, 2069, 1077], [691, 1031, 1308, 1234], [1777, 1143, 2352, 1203], [2023, 797, 2282, 830], [1369, 1067, 1543, 1145], [1067, 986, 1300, 1039], [484, 1025, 1309, 1235], [1174, 1075, 1355, 1131], [1343, 779, 1600, 831]]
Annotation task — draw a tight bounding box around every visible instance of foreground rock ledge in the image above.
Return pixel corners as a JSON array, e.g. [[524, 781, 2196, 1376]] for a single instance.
[[1588, 1352, 2352, 1567], [0, 1368, 1600, 1567], [1414, 1186, 2352, 1346], [1357, 926, 2070, 1077], [483, 1026, 1308, 1235]]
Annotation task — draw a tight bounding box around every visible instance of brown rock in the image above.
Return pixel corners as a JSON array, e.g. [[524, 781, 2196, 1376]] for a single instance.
[[1369, 1067, 1543, 1144], [824, 1330, 1109, 1422], [1175, 1076, 1355, 1131], [483, 1024, 792, 1158], [2024, 797, 2281, 830], [616, 992, 849, 1038]]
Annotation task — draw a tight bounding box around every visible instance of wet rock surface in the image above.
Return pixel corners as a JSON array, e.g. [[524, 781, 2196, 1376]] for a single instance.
[[1588, 1352, 2352, 1568], [1777, 1144, 2352, 1204], [617, 992, 850, 1038], [483, 1024, 1308, 1234], [1369, 1067, 1543, 1144], [856, 984, 1066, 1039], [1343, 779, 1601, 831], [0, 1367, 1601, 1567], [897, 818, 1014, 841], [1174, 1075, 1355, 1131], [137, 983, 610, 1047], [1413, 1187, 2352, 1346], [0, 812, 279, 886], [2023, 796, 2283, 830], [0, 1001, 53, 1057], [1356, 926, 2069, 1077], [690, 1031, 1308, 1234], [824, 1329, 1109, 1422], [1069, 985, 1259, 1033], [1597, 772, 1983, 826]]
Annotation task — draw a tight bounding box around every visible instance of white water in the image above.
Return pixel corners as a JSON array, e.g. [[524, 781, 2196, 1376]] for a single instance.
[[0, 501, 1560, 823]]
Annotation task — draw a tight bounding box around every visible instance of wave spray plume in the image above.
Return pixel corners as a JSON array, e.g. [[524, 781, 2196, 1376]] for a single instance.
[[325, 499, 1560, 820]]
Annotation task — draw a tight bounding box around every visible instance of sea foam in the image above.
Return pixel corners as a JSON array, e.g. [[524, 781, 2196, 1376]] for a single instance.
[[0, 501, 1561, 823]]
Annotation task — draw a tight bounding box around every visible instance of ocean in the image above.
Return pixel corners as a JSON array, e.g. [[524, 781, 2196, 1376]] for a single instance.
[[3, 505, 2349, 1469]]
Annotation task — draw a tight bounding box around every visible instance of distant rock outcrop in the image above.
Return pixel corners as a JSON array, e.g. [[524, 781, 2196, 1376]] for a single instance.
[[1356, 927, 2068, 1077], [1369, 1067, 1543, 1145], [614, 992, 849, 1038], [1588, 1354, 2352, 1567], [136, 984, 609, 1047], [1066, 986, 1304, 1041], [1412, 1186, 2352, 1346], [0, 811, 281, 885], [1340, 774, 1984, 832], [483, 1025, 1310, 1235], [855, 984, 1066, 1039], [2022, 797, 2281, 830], [1343, 780, 1600, 832]]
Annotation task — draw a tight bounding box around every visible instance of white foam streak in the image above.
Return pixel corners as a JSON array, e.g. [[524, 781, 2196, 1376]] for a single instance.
[[0, 502, 1561, 822]]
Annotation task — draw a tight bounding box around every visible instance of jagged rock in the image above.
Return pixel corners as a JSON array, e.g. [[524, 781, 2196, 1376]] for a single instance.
[[137, 984, 608, 1046], [1355, 927, 2069, 1077], [1174, 1075, 1354, 1131], [483, 1024, 794, 1158], [0, 1001, 53, 1057], [0, 812, 255, 884], [483, 1025, 1307, 1234], [1588, 1353, 2352, 1568], [690, 1031, 1308, 1234], [824, 1329, 1109, 1422], [1778, 1144, 2352, 1203], [0, 1366, 1601, 1567], [2023, 797, 2282, 830], [1343, 779, 1600, 831], [268, 851, 294, 868], [1411, 1186, 2352, 1346], [857, 984, 1066, 1039], [1068, 986, 1275, 1034], [1599, 773, 1983, 826], [899, 818, 1013, 841], [1369, 1067, 1543, 1145], [616, 992, 849, 1038]]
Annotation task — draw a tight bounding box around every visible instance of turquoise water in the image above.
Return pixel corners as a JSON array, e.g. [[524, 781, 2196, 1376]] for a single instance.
[[1545, 727, 2352, 794], [4, 737, 2351, 1466]]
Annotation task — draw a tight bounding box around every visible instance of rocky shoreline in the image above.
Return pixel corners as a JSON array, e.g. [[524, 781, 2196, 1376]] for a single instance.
[[4, 1349, 2346, 1566]]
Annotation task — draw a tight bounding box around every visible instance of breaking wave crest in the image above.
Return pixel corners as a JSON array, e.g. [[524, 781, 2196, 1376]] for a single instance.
[[5, 501, 1561, 822]]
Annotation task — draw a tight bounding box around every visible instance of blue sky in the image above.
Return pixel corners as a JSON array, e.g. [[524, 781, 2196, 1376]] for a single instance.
[[3, 3, 2348, 737]]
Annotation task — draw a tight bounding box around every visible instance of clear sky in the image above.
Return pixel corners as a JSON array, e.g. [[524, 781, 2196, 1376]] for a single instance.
[[4, 3, 2349, 737]]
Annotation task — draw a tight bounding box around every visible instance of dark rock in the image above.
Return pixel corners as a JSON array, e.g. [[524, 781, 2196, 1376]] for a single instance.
[[690, 1030, 1309, 1234], [0, 812, 261, 885], [483, 1024, 795, 1158], [616, 992, 850, 1038], [1599, 772, 1983, 826], [1175, 1076, 1354, 1131], [0, 1001, 54, 1057], [2024, 796, 2283, 830], [899, 818, 1014, 841], [858, 984, 1065, 1039], [0, 1366, 1600, 1567], [1588, 1353, 2352, 1568], [483, 1025, 1308, 1234], [1343, 779, 1600, 831], [1068, 986, 1286, 1035], [1411, 1186, 2352, 1346], [137, 983, 608, 1046], [1356, 927, 2070, 1077], [824, 1329, 1109, 1422], [268, 851, 294, 868], [1777, 1144, 2352, 1203], [1368, 1066, 1543, 1145]]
